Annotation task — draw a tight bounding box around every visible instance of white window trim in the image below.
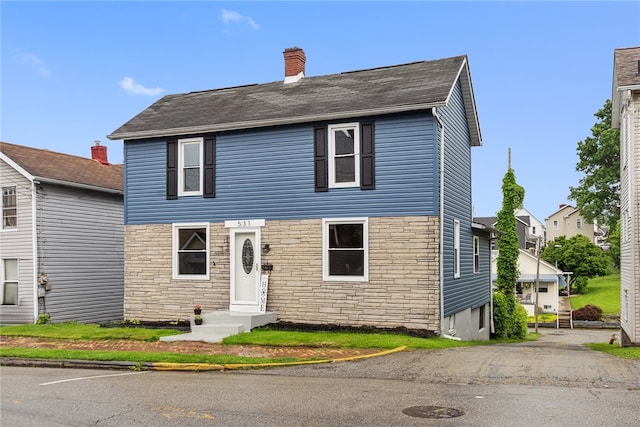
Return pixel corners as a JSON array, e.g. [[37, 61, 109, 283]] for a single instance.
[[1, 258, 19, 305], [172, 222, 210, 280], [473, 236, 480, 274], [328, 123, 360, 188], [1, 186, 17, 231], [454, 219, 460, 278], [178, 137, 203, 197], [322, 217, 368, 282]]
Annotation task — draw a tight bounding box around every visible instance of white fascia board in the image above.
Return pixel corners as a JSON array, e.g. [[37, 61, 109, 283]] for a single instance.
[[0, 152, 35, 182], [34, 177, 123, 195]]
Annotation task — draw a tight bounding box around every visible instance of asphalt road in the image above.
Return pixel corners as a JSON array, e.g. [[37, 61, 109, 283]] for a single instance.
[[1, 328, 639, 426]]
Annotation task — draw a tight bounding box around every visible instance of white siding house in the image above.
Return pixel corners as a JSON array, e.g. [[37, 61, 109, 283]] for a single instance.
[[613, 46, 640, 346], [1, 142, 124, 324]]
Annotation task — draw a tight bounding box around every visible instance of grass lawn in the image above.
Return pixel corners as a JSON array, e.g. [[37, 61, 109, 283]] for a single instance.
[[1, 323, 502, 365], [5, 323, 636, 363], [570, 272, 620, 315]]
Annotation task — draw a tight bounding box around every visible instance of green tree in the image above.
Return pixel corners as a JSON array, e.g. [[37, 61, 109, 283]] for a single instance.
[[568, 99, 620, 229], [541, 235, 611, 293], [493, 166, 527, 339]]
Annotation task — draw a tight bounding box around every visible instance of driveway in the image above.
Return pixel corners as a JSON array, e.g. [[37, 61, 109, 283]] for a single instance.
[[251, 328, 640, 391]]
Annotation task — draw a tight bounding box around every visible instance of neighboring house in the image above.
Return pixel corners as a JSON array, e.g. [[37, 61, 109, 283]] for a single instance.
[[108, 47, 491, 340], [514, 207, 546, 247], [475, 215, 533, 250], [490, 249, 564, 316], [612, 46, 640, 346], [545, 204, 598, 244], [0, 142, 124, 324]]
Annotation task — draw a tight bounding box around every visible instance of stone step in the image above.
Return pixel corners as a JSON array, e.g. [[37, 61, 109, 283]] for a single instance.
[[160, 311, 277, 343], [190, 323, 245, 335]]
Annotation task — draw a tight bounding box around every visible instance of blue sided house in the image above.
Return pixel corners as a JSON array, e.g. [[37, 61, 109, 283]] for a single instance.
[[108, 47, 491, 340]]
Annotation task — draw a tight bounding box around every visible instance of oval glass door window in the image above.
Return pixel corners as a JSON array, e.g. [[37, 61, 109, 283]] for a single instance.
[[242, 239, 254, 274]]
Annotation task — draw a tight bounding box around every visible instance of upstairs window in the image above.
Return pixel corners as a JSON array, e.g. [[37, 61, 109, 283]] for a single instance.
[[329, 123, 359, 188], [2, 187, 17, 229], [179, 138, 203, 196], [167, 136, 216, 199], [323, 218, 368, 281], [1, 258, 18, 305], [173, 223, 209, 279], [553, 220, 558, 230], [576, 218, 582, 229], [314, 122, 375, 192]]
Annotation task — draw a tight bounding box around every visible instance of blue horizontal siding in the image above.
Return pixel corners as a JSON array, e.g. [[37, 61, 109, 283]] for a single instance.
[[441, 81, 489, 317], [124, 113, 440, 224]]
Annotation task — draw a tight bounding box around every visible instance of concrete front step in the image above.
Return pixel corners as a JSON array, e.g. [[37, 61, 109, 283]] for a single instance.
[[160, 311, 277, 343]]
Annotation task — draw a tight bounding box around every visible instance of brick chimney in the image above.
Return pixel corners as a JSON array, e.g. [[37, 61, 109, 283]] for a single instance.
[[91, 140, 110, 165], [283, 47, 306, 83]]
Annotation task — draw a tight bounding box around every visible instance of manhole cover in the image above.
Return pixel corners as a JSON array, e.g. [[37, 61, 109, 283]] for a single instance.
[[402, 406, 464, 419]]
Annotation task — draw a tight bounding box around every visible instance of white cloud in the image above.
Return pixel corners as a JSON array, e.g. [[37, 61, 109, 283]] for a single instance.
[[20, 53, 51, 76], [118, 77, 164, 96], [220, 8, 259, 30]]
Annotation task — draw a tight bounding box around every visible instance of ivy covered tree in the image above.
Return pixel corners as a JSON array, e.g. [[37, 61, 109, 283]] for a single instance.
[[493, 166, 527, 339], [495, 168, 525, 296]]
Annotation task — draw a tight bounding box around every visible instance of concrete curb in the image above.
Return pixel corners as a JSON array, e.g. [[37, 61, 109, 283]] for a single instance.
[[1, 346, 407, 372]]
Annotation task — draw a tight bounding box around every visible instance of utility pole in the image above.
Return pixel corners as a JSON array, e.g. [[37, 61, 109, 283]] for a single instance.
[[534, 235, 542, 333]]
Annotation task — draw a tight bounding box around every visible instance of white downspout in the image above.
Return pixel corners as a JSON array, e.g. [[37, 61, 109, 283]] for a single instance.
[[31, 180, 39, 323], [433, 107, 446, 337]]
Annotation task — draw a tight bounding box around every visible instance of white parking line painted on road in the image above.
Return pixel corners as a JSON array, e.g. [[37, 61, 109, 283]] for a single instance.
[[40, 371, 149, 386]]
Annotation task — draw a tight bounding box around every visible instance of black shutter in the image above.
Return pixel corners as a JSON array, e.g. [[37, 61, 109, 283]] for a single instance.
[[360, 122, 375, 190], [314, 126, 328, 192], [166, 139, 178, 199], [203, 136, 216, 198]]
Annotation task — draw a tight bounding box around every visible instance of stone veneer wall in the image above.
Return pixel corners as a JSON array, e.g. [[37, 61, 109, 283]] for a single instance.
[[124, 216, 441, 331]]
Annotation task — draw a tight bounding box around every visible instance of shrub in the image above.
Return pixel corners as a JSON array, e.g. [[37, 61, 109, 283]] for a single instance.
[[573, 276, 589, 294], [492, 291, 528, 339], [572, 304, 603, 321]]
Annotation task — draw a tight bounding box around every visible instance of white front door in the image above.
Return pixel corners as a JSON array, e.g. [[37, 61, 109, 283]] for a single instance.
[[230, 229, 260, 312]]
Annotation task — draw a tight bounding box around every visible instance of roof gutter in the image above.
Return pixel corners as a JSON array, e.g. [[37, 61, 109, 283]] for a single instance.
[[107, 102, 447, 141], [433, 106, 445, 335], [33, 177, 123, 195]]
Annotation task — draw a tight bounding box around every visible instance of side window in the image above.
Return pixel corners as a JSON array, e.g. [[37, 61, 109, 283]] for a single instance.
[[173, 223, 210, 279], [553, 220, 558, 230], [478, 305, 485, 330], [576, 218, 582, 229], [1, 259, 18, 305], [454, 219, 460, 278], [323, 218, 368, 281], [473, 236, 480, 273], [2, 186, 17, 230]]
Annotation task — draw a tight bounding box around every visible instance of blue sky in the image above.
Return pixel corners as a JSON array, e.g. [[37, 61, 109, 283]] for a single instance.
[[2, 1, 639, 220]]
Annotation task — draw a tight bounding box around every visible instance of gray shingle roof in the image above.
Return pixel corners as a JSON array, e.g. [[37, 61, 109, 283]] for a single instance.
[[614, 47, 640, 88], [108, 55, 481, 146], [0, 142, 123, 193], [612, 46, 640, 127]]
